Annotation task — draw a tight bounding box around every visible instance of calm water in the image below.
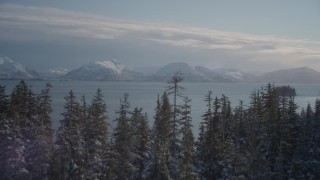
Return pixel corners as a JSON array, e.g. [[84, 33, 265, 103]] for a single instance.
[[2, 80, 320, 136]]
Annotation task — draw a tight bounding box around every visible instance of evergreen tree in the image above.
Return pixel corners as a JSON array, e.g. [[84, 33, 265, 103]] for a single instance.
[[105, 139, 117, 180], [166, 72, 184, 179], [179, 97, 197, 179], [4, 80, 320, 179], [274, 95, 299, 179], [0, 85, 8, 116], [50, 90, 85, 179], [246, 89, 269, 178], [232, 101, 251, 178], [2, 80, 36, 179], [261, 83, 279, 177], [218, 95, 236, 178], [196, 91, 212, 178], [83, 88, 109, 179], [8, 80, 29, 127], [113, 93, 134, 179], [26, 83, 54, 179], [0, 117, 29, 179], [167, 72, 184, 145], [291, 102, 320, 178], [281, 96, 299, 178], [145, 92, 172, 179], [313, 98, 320, 177], [0, 81, 54, 179], [0, 83, 28, 179], [197, 91, 221, 179], [312, 101, 320, 178], [130, 107, 150, 180]]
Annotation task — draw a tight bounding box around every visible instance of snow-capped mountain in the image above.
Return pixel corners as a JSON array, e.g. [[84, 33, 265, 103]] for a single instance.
[[0, 56, 41, 79], [258, 66, 320, 83], [152, 62, 212, 82], [2, 55, 317, 83], [152, 62, 248, 82], [214, 68, 257, 82], [49, 68, 69, 76], [40, 67, 70, 80], [194, 66, 234, 82], [63, 59, 143, 81]]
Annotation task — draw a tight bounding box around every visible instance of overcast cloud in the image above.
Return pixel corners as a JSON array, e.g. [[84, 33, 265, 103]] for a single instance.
[[0, 4, 319, 73]]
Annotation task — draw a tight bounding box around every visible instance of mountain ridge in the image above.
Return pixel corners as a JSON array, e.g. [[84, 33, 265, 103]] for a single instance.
[[258, 66, 320, 83], [1, 55, 320, 83], [62, 60, 144, 81], [0, 56, 41, 79]]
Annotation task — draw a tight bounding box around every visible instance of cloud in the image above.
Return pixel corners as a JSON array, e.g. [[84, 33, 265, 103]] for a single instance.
[[1, 3, 320, 72]]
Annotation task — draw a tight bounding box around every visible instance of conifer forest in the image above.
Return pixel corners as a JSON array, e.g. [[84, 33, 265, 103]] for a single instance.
[[1, 74, 320, 179]]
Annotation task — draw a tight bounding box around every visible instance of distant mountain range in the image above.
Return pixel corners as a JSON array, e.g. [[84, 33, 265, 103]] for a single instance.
[[0, 56, 41, 79], [63, 60, 144, 81], [259, 66, 320, 83], [1, 55, 320, 83], [151, 62, 253, 82]]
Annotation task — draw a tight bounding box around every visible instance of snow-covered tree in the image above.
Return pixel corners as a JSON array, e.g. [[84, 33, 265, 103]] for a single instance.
[[144, 92, 172, 180], [113, 93, 134, 179], [179, 97, 197, 179], [1, 81, 35, 179], [83, 88, 109, 179], [196, 91, 212, 178], [25, 83, 54, 179], [50, 90, 85, 179], [1, 81, 54, 179], [130, 107, 150, 179], [0, 84, 29, 179], [8, 80, 29, 127]]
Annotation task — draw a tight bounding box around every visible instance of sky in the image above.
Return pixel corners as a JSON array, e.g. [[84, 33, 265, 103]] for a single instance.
[[0, 0, 319, 73]]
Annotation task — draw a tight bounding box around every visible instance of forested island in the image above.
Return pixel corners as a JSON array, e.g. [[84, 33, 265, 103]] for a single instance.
[[1, 73, 320, 179]]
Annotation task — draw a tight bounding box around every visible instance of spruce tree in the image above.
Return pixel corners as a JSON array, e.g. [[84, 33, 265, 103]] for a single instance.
[[274, 94, 299, 179], [4, 80, 36, 179], [261, 83, 279, 177], [167, 71, 184, 145], [145, 92, 172, 179], [0, 84, 29, 179], [130, 107, 150, 180], [246, 89, 269, 178], [197, 91, 221, 179], [84, 88, 109, 179], [0, 117, 29, 179], [0, 81, 53, 179], [196, 91, 212, 178], [313, 98, 320, 178], [233, 101, 251, 178], [50, 90, 85, 179], [166, 72, 184, 177], [179, 97, 197, 179], [113, 93, 134, 179], [26, 83, 54, 179], [314, 98, 320, 135], [0, 85, 8, 116], [8, 80, 29, 127], [219, 95, 235, 177]]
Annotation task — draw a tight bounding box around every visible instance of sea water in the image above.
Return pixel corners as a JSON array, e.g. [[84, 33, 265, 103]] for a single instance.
[[1, 80, 320, 136]]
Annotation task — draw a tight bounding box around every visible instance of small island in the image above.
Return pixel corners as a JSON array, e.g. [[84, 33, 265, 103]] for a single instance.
[[275, 85, 296, 97]]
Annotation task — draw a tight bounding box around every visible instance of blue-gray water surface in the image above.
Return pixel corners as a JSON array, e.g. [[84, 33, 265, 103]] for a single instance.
[[2, 80, 320, 137]]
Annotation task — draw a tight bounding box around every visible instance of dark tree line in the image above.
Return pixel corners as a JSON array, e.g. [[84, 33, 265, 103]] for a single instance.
[[1, 78, 320, 179], [0, 81, 53, 179]]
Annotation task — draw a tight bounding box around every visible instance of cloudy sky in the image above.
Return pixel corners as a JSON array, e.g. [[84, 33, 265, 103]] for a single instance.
[[0, 0, 319, 73]]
